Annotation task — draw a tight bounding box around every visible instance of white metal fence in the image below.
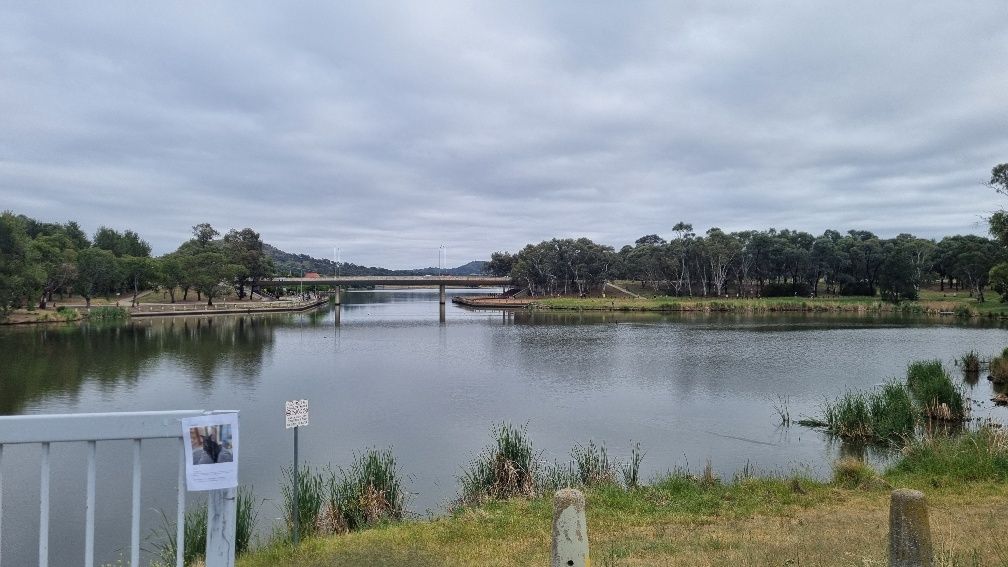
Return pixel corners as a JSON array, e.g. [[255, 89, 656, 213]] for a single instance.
[[0, 410, 238, 567]]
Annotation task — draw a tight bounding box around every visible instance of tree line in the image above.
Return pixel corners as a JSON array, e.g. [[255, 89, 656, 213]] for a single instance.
[[487, 164, 1008, 302], [0, 214, 275, 313]]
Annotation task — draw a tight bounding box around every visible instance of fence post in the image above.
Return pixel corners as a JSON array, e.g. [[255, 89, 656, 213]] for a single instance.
[[889, 489, 933, 567], [551, 488, 588, 567], [205, 487, 237, 567]]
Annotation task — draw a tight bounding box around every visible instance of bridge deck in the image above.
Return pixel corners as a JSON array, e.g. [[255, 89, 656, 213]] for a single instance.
[[266, 276, 512, 287]]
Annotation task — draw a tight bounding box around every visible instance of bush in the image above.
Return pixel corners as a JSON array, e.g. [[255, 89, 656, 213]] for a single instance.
[[87, 305, 129, 322], [839, 282, 876, 296], [458, 423, 538, 507], [906, 360, 966, 421], [761, 282, 812, 297]]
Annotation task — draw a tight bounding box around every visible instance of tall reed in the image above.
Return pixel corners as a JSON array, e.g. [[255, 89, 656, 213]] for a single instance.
[[906, 360, 966, 421], [280, 464, 325, 540], [326, 448, 405, 532], [458, 423, 538, 507]]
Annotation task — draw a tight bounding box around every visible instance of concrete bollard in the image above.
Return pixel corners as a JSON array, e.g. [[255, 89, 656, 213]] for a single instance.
[[551, 488, 589, 567], [889, 489, 933, 567]]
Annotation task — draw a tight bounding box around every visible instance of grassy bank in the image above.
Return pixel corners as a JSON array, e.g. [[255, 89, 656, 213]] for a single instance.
[[532, 288, 1008, 318], [234, 429, 1008, 567]]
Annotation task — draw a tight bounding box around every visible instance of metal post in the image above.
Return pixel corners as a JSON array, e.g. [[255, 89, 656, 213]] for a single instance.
[[131, 439, 141, 567], [293, 426, 299, 545], [84, 441, 96, 567], [39, 442, 50, 567], [0, 443, 4, 567], [176, 438, 186, 567]]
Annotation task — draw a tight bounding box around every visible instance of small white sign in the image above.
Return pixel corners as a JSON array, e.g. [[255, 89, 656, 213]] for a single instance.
[[285, 399, 309, 429], [181, 412, 239, 491]]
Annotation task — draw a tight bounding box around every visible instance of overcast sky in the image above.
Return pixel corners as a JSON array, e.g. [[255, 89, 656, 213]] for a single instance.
[[2, 2, 1006, 267]]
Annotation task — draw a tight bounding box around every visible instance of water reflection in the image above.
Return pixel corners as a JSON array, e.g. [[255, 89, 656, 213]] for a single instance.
[[0, 314, 281, 414]]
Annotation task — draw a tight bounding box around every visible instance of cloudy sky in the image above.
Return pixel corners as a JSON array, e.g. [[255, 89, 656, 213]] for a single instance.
[[2, 2, 1006, 267]]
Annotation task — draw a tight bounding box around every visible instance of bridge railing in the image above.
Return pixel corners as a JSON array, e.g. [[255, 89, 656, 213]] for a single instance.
[[0, 410, 238, 567]]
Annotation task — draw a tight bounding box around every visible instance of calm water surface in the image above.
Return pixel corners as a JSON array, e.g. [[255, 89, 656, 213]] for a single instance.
[[2, 289, 1008, 565]]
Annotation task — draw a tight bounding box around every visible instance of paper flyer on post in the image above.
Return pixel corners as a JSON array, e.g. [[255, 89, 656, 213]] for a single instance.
[[181, 412, 239, 491]]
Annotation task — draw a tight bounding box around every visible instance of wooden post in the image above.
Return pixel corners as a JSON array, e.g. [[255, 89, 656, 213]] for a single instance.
[[551, 488, 589, 567], [206, 487, 237, 567]]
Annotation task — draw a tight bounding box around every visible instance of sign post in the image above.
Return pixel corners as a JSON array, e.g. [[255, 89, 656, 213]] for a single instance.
[[285, 400, 309, 545]]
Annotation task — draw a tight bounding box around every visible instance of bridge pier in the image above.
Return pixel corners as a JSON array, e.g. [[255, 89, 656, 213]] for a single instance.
[[334, 286, 341, 305], [439, 285, 446, 305], [439, 285, 446, 323]]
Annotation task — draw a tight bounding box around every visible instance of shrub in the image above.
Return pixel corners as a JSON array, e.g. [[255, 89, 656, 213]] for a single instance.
[[906, 360, 966, 421], [762, 282, 812, 297], [87, 305, 129, 322], [458, 423, 537, 507]]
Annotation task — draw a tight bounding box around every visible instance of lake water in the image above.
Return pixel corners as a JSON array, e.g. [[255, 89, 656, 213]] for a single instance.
[[2, 289, 1008, 566]]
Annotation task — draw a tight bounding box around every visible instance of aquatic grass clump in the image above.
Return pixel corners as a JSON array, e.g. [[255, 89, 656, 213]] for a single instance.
[[572, 440, 619, 488], [457, 423, 538, 507], [989, 347, 1008, 383], [280, 464, 326, 540], [868, 381, 917, 440], [821, 382, 917, 443], [325, 448, 405, 532], [235, 486, 262, 555], [823, 391, 873, 440], [906, 360, 966, 421], [959, 350, 982, 374]]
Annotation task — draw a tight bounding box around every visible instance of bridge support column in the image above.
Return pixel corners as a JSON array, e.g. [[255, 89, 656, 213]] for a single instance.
[[439, 285, 446, 323], [334, 286, 341, 305], [439, 285, 446, 305]]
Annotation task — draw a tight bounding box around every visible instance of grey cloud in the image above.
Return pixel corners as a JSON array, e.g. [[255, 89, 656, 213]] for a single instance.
[[1, 1, 1006, 268]]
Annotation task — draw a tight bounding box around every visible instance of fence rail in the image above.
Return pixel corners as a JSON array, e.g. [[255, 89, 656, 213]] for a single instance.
[[0, 410, 237, 567]]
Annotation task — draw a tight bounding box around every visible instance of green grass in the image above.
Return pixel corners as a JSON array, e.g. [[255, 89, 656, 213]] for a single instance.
[[327, 448, 406, 532], [86, 305, 130, 322], [458, 422, 538, 507], [906, 360, 966, 420], [821, 381, 917, 443], [886, 428, 1008, 485], [237, 426, 1008, 567], [532, 286, 1008, 318], [280, 464, 326, 541]]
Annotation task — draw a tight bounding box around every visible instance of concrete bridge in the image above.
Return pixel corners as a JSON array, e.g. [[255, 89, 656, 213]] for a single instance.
[[265, 275, 514, 322]]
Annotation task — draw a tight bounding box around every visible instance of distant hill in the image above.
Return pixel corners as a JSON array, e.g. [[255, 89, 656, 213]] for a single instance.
[[265, 244, 487, 277]]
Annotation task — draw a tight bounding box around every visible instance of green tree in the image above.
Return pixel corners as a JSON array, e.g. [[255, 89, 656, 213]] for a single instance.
[[121, 256, 157, 306], [75, 248, 118, 308], [223, 228, 273, 299], [0, 212, 34, 314], [189, 250, 239, 306], [157, 254, 186, 303]]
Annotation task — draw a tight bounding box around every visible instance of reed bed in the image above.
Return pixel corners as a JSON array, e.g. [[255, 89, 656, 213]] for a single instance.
[[906, 360, 966, 421]]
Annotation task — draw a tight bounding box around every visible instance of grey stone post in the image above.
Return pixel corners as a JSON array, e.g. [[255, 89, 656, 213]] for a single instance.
[[889, 489, 933, 567], [551, 488, 588, 567], [439, 284, 446, 305]]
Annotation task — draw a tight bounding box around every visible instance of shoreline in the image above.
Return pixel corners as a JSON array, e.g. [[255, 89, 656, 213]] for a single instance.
[[454, 294, 998, 318], [0, 297, 330, 326]]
